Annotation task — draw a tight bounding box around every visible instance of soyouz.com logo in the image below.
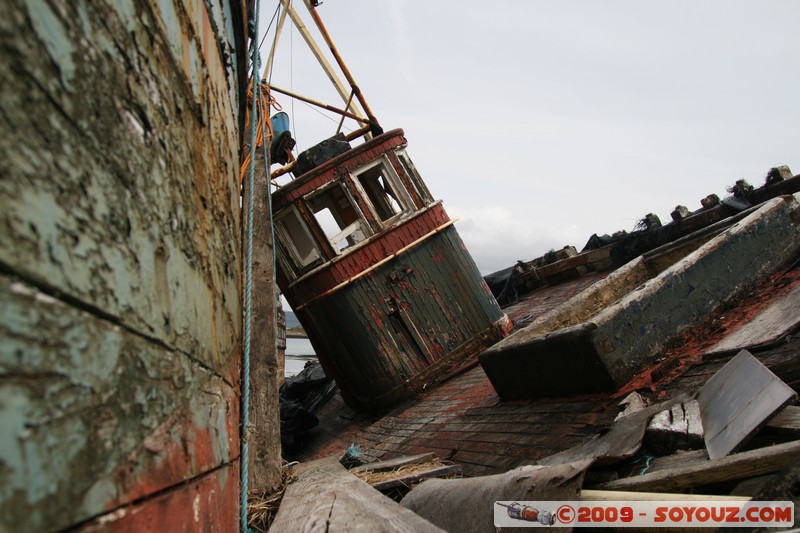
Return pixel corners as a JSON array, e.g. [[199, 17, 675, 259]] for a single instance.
[[493, 500, 794, 528]]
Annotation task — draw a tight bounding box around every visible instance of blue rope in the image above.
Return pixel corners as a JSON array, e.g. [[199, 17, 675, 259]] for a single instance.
[[241, 0, 261, 530]]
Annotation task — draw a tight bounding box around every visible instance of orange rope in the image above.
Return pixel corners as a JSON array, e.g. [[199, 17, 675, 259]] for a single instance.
[[240, 79, 283, 189]]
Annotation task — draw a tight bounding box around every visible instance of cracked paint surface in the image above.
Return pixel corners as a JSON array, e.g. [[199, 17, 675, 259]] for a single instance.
[[0, 0, 249, 530]]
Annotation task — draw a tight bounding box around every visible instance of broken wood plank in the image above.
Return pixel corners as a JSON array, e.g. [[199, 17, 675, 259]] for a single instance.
[[766, 405, 800, 433], [538, 397, 686, 467], [615, 391, 647, 421], [269, 456, 444, 532], [646, 449, 708, 474], [593, 439, 800, 492], [645, 400, 704, 455], [371, 465, 461, 492], [698, 349, 796, 459], [707, 284, 800, 354], [353, 452, 436, 473]]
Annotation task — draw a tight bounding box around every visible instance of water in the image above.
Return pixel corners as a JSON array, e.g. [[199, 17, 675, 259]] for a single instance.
[[285, 337, 316, 377], [286, 337, 315, 356]]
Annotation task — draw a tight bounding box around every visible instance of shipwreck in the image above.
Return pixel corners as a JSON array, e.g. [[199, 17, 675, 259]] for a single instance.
[[2, 0, 800, 532]]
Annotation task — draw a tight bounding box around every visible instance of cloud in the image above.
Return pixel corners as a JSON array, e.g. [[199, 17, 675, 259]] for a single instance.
[[447, 204, 572, 275]]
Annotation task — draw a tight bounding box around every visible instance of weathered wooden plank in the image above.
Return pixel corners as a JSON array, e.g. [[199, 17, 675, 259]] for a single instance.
[[371, 464, 461, 492], [78, 462, 239, 532], [646, 449, 708, 474], [269, 457, 444, 532], [645, 400, 704, 454], [538, 398, 686, 467], [353, 452, 437, 472], [0, 276, 238, 533], [593, 440, 800, 492], [767, 405, 800, 432], [698, 350, 796, 459], [245, 150, 282, 493], [708, 284, 800, 354], [0, 0, 243, 383]]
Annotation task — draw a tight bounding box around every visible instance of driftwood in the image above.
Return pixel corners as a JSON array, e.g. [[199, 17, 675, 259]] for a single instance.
[[269, 457, 444, 532], [400, 460, 591, 533], [593, 439, 800, 492]]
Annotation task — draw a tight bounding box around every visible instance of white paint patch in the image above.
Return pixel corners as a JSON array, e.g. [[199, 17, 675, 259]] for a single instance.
[[9, 282, 34, 296], [193, 493, 201, 522], [34, 292, 59, 306]]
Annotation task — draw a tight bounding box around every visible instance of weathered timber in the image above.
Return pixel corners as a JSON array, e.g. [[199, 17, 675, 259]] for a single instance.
[[0, 0, 252, 531], [269, 457, 444, 532], [481, 195, 800, 400], [353, 452, 437, 472], [0, 276, 239, 532], [79, 463, 240, 532], [767, 406, 800, 433], [245, 150, 282, 493], [0, 0, 244, 384], [400, 461, 590, 533], [371, 465, 462, 492], [645, 400, 704, 455], [708, 284, 800, 354], [646, 449, 709, 474], [698, 350, 796, 459], [615, 391, 648, 421], [538, 398, 686, 467], [593, 439, 800, 492]]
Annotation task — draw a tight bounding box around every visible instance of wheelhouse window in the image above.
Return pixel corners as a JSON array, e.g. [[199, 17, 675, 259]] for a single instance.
[[275, 207, 322, 276], [307, 182, 368, 254], [354, 157, 410, 223], [396, 149, 433, 205]]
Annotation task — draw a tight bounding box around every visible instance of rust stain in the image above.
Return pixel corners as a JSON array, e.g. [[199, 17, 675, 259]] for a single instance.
[[615, 266, 800, 399]]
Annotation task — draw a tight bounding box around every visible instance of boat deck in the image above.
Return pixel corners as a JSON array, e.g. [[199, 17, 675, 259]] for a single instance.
[[293, 265, 800, 476]]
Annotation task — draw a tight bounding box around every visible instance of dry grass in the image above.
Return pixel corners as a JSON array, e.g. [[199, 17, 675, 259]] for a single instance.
[[247, 458, 455, 530], [350, 458, 449, 486], [247, 467, 297, 532]]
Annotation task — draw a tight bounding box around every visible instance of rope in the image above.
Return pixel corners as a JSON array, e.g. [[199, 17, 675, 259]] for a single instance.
[[239, 83, 282, 187], [241, 0, 261, 529]]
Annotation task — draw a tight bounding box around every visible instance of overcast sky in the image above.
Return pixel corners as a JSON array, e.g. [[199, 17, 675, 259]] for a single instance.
[[262, 1, 799, 276]]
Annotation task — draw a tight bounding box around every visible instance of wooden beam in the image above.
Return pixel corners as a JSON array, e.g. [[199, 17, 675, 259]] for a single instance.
[[371, 465, 462, 492], [244, 149, 282, 493], [270, 457, 445, 532], [593, 440, 800, 492], [353, 452, 437, 473]]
